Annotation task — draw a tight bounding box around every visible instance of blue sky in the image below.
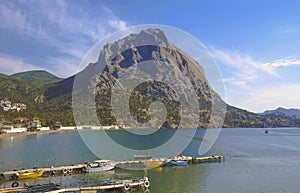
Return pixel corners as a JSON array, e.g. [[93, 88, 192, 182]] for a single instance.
[[1, 0, 300, 112]]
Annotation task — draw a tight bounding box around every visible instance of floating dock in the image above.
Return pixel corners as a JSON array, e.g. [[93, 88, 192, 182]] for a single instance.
[[192, 155, 224, 163], [47, 179, 148, 193], [0, 179, 149, 193], [0, 183, 60, 193], [0, 163, 88, 181], [0, 155, 224, 181], [0, 187, 27, 193]]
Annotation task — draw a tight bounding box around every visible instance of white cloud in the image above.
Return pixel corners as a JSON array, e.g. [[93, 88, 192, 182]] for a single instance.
[[47, 57, 79, 78], [0, 0, 105, 42], [262, 58, 300, 68], [0, 2, 43, 38], [212, 48, 278, 76], [239, 83, 300, 112], [108, 19, 127, 30], [0, 54, 44, 75], [0, 1, 129, 77], [209, 48, 300, 112], [211, 48, 300, 89]]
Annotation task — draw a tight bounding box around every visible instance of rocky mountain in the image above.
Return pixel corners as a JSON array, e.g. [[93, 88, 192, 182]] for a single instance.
[[263, 107, 300, 118], [12, 70, 63, 85], [0, 28, 300, 128], [71, 28, 225, 128]]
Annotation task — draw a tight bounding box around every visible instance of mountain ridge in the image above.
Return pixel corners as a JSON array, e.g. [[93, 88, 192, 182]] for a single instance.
[[12, 70, 63, 85], [0, 28, 300, 128], [263, 107, 300, 118]]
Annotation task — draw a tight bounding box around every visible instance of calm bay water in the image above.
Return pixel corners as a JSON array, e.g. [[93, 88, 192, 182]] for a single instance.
[[0, 128, 300, 192]]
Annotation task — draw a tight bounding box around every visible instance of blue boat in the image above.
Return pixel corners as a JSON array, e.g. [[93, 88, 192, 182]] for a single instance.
[[165, 160, 188, 166]]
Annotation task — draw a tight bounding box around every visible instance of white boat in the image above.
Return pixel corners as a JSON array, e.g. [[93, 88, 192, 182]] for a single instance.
[[83, 160, 115, 173]]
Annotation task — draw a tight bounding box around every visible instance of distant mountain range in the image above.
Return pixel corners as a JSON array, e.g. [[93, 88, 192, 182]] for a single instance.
[[263, 107, 300, 118], [0, 28, 299, 128]]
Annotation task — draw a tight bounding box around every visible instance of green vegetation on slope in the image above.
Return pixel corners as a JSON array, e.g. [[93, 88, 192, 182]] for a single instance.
[[0, 73, 74, 126], [11, 70, 63, 86], [1, 70, 300, 128]]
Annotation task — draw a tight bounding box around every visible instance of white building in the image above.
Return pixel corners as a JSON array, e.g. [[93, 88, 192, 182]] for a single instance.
[[1, 127, 27, 134], [27, 120, 42, 131], [0, 100, 26, 111]]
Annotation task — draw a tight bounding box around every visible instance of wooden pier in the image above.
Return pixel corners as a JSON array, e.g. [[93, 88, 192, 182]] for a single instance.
[[0, 155, 224, 182], [0, 163, 88, 181], [0, 187, 27, 193], [47, 179, 148, 193], [192, 155, 224, 163], [0, 179, 149, 193]]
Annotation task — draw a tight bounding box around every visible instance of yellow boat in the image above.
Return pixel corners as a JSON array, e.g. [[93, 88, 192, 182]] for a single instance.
[[18, 177, 44, 183], [150, 166, 163, 172], [18, 170, 44, 180], [144, 160, 163, 169]]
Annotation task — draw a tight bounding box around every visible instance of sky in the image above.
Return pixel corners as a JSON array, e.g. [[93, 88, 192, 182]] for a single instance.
[[1, 0, 300, 113]]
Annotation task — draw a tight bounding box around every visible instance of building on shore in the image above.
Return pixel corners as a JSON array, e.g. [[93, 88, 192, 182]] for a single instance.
[[27, 120, 42, 131], [0, 119, 27, 134], [51, 121, 62, 130], [14, 117, 29, 123], [1, 127, 27, 134], [0, 119, 14, 133]]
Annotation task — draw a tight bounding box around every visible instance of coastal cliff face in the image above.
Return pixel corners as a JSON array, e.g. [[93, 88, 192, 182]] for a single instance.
[[1, 28, 300, 128]]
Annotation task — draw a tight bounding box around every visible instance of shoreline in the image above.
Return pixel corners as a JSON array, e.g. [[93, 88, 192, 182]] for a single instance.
[[1, 127, 299, 139], [0, 129, 77, 139]]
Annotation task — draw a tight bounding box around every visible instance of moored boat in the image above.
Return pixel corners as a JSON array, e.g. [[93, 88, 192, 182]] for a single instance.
[[165, 160, 188, 166], [144, 160, 163, 169], [17, 169, 44, 180], [83, 160, 115, 173]]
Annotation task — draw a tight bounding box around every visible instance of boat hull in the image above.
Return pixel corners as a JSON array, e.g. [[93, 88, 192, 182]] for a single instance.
[[84, 165, 115, 173], [18, 170, 44, 180], [166, 160, 188, 166], [144, 160, 163, 169]]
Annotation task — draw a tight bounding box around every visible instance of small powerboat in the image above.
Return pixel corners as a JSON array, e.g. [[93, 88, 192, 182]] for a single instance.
[[17, 170, 44, 180], [83, 160, 115, 173], [144, 160, 163, 169], [165, 160, 188, 166]]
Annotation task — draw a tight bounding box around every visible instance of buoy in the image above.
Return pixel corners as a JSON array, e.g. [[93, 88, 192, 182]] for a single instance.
[[62, 168, 68, 174], [144, 180, 150, 188], [12, 181, 19, 187], [124, 183, 131, 191], [67, 168, 73, 173]]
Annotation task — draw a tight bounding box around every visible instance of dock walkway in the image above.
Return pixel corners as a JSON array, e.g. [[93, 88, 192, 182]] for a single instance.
[[0, 179, 148, 193], [47, 179, 147, 193], [0, 155, 224, 181]]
